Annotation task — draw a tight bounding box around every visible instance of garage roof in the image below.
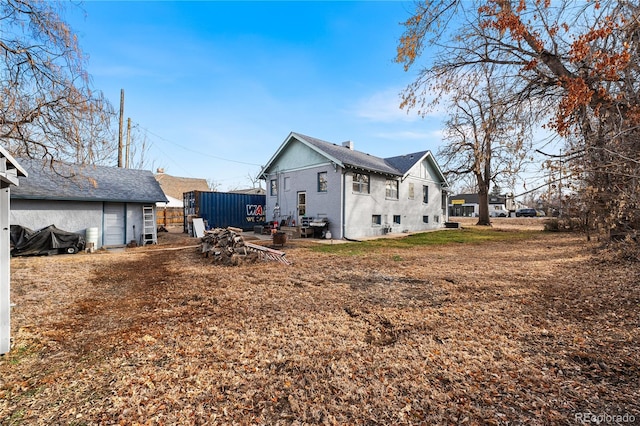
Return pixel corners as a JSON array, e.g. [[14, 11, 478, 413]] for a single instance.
[[10, 158, 168, 203]]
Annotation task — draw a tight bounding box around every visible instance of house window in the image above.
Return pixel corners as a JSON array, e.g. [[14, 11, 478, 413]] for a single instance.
[[372, 214, 381, 226], [393, 215, 401, 225], [270, 179, 278, 196], [434, 215, 440, 223], [318, 172, 328, 192], [408, 183, 415, 199], [423, 215, 429, 223], [352, 173, 370, 193], [385, 179, 399, 199], [423, 185, 429, 203], [284, 177, 290, 191]]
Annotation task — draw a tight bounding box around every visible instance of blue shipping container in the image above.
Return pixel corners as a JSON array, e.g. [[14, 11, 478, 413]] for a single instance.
[[183, 191, 266, 232]]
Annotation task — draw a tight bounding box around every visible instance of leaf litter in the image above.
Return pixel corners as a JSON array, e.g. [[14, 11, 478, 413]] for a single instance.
[[1, 225, 638, 425]]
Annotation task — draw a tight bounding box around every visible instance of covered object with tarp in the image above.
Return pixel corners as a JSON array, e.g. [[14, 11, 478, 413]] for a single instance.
[[10, 224, 85, 256]]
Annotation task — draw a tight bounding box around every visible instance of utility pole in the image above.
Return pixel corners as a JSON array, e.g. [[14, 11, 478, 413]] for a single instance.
[[125, 118, 131, 169], [117, 89, 124, 168]]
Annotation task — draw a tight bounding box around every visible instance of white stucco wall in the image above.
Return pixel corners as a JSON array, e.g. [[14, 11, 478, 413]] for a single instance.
[[10, 199, 153, 248], [266, 163, 342, 238], [10, 199, 103, 236], [343, 175, 443, 239], [343, 161, 447, 239]]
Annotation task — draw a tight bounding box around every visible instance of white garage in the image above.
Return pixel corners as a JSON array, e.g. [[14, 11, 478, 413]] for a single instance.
[[10, 158, 167, 249]]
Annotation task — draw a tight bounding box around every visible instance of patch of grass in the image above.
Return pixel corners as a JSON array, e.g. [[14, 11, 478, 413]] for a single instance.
[[7, 345, 33, 365], [311, 227, 539, 255]]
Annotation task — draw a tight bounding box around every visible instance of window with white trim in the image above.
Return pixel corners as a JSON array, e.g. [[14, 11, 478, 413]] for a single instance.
[[386, 179, 399, 199], [317, 172, 328, 192], [353, 173, 370, 193]]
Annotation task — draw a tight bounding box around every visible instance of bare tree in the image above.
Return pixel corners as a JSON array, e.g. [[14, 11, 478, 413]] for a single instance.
[[396, 0, 640, 240], [438, 63, 532, 225], [1, 0, 114, 166], [207, 179, 221, 192]]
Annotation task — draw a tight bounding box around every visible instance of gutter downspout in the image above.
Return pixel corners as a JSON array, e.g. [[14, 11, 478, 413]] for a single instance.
[[341, 169, 361, 242]]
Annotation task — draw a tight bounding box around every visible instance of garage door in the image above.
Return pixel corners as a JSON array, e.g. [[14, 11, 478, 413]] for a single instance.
[[104, 203, 125, 246]]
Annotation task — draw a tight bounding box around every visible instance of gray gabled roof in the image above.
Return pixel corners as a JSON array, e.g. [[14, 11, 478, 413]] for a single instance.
[[260, 132, 448, 186], [11, 158, 168, 203], [294, 133, 402, 176], [385, 151, 429, 174]]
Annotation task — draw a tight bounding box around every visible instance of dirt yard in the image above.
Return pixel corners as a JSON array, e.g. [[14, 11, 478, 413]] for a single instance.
[[1, 222, 638, 425]]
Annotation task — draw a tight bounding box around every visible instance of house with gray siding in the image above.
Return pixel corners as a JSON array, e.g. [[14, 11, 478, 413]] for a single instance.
[[259, 132, 449, 240], [10, 158, 167, 248]]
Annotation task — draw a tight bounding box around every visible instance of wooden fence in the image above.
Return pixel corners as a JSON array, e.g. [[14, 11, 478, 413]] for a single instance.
[[157, 207, 183, 227]]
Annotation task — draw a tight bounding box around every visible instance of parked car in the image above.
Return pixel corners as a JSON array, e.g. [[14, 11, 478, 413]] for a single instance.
[[10, 224, 85, 256], [515, 208, 538, 217], [490, 209, 509, 217]]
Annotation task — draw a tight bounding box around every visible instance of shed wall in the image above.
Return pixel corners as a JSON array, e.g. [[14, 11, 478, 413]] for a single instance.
[[10, 200, 152, 248]]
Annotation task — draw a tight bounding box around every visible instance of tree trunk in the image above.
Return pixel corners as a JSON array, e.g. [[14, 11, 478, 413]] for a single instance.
[[476, 175, 491, 226], [477, 189, 491, 225]]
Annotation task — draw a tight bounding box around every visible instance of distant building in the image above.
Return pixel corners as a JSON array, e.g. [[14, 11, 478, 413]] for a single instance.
[[154, 170, 210, 227], [154, 169, 210, 208], [228, 187, 266, 195], [449, 193, 508, 217]]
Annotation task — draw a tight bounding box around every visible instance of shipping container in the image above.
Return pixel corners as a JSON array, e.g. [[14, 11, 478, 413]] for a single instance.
[[183, 191, 266, 234]]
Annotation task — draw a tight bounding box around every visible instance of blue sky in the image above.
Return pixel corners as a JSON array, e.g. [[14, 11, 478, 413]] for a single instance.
[[66, 1, 445, 190]]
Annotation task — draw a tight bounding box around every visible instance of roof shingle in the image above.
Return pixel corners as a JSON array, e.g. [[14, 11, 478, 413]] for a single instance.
[[11, 158, 168, 203]]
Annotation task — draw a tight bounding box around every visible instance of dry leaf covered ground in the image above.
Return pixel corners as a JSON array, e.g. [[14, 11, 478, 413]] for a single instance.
[[1, 221, 639, 425]]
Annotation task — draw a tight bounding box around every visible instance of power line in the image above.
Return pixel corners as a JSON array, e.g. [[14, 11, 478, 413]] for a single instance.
[[133, 122, 264, 167]]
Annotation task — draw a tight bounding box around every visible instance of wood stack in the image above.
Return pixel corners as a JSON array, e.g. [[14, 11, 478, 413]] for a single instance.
[[201, 227, 291, 265]]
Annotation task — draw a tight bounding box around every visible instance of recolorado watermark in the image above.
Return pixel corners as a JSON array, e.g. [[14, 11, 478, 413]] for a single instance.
[[575, 412, 636, 424]]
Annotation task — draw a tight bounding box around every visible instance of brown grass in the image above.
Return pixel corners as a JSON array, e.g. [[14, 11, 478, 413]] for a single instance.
[[1, 225, 638, 425]]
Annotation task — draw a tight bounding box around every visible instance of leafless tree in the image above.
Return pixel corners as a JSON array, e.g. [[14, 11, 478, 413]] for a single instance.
[[396, 0, 640, 240], [438, 62, 532, 225], [1, 0, 115, 167]]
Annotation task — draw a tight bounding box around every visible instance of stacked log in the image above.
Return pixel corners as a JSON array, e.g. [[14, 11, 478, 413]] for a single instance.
[[201, 227, 291, 265], [201, 227, 257, 265]]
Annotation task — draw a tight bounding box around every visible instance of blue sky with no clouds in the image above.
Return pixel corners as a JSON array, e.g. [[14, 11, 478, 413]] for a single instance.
[[66, 1, 445, 190]]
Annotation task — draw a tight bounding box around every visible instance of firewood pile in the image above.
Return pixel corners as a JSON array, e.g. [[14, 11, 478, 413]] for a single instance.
[[201, 227, 291, 265]]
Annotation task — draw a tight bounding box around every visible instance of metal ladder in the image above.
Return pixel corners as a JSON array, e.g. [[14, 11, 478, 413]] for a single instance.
[[142, 205, 157, 245]]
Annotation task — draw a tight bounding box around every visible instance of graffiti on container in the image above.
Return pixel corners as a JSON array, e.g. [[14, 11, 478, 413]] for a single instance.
[[246, 204, 266, 222]]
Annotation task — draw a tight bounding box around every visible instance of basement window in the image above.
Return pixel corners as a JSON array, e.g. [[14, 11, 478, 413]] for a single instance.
[[393, 215, 401, 225], [372, 214, 381, 226]]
